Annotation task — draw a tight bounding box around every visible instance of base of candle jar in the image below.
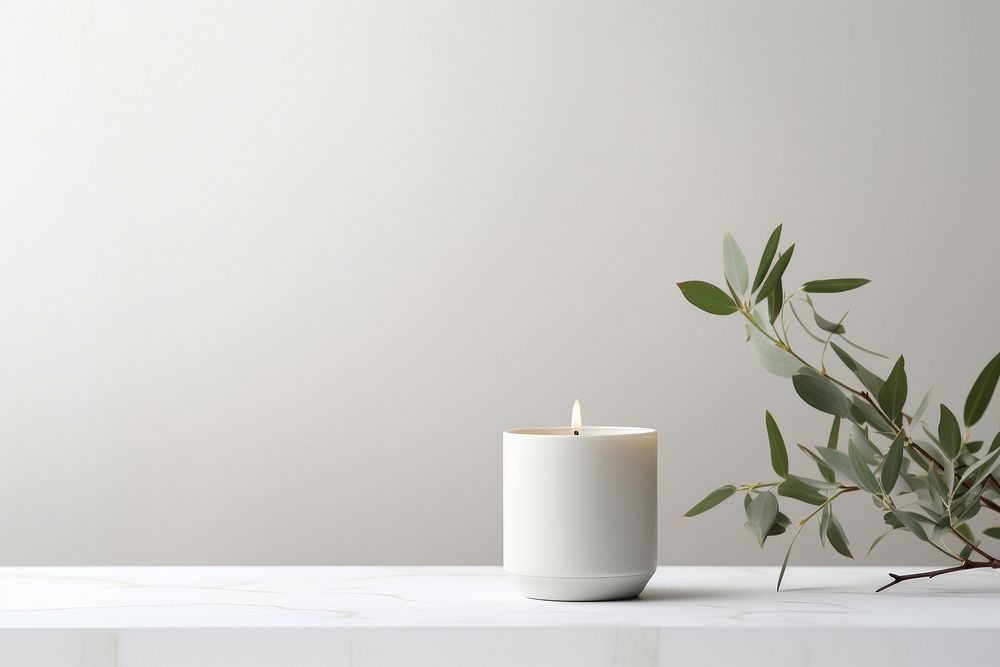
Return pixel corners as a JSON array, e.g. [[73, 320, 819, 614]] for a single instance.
[[508, 571, 654, 602]]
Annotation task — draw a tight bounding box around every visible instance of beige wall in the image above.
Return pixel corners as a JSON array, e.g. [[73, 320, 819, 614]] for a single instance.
[[1, 0, 998, 565]]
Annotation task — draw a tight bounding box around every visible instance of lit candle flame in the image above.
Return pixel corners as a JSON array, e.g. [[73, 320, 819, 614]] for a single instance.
[[571, 399, 582, 434]]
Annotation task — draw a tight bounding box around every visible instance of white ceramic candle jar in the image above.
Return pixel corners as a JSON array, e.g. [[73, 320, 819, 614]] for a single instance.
[[503, 404, 657, 601]]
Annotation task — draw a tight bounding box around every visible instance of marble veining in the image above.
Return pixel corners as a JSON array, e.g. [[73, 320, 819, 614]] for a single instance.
[[0, 565, 998, 630], [0, 567, 997, 666]]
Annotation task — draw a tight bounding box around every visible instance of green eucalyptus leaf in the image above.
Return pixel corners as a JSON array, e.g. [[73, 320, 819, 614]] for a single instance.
[[991, 433, 1000, 454], [838, 335, 890, 360], [746, 311, 804, 378], [901, 472, 928, 492], [955, 487, 984, 524], [914, 437, 945, 469], [926, 468, 949, 512], [817, 447, 860, 486], [793, 373, 853, 418], [849, 425, 882, 464], [767, 280, 783, 325], [827, 415, 841, 450], [849, 396, 892, 433], [984, 527, 1000, 540], [848, 441, 881, 494], [890, 510, 930, 542], [768, 512, 792, 536], [798, 443, 835, 483], [765, 411, 789, 478], [684, 485, 737, 517], [881, 432, 905, 493], [777, 477, 827, 505], [964, 351, 1000, 428], [747, 338, 801, 378], [937, 404, 961, 460], [819, 504, 830, 546], [906, 448, 931, 473], [955, 523, 976, 542], [877, 356, 908, 423], [723, 233, 750, 299], [747, 513, 791, 538], [764, 523, 787, 538], [802, 278, 871, 293], [796, 294, 845, 336], [944, 456, 955, 496], [910, 387, 933, 426], [917, 502, 941, 522], [867, 530, 894, 556], [847, 400, 866, 427], [776, 522, 803, 591], [787, 474, 839, 490], [751, 224, 783, 293], [755, 245, 795, 306], [798, 365, 825, 379], [957, 524, 976, 552], [830, 342, 884, 396], [788, 301, 827, 343], [677, 281, 738, 315], [957, 449, 1000, 489], [748, 491, 779, 547], [826, 512, 853, 558], [931, 515, 952, 542], [811, 307, 846, 335]]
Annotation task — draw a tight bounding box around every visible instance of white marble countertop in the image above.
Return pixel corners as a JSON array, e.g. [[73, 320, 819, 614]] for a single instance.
[[0, 566, 996, 666]]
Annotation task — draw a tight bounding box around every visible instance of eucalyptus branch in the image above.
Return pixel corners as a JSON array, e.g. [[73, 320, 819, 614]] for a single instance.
[[679, 227, 1000, 591]]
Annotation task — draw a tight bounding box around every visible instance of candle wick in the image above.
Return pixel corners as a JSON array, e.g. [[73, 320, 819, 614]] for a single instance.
[[573, 430, 579, 435]]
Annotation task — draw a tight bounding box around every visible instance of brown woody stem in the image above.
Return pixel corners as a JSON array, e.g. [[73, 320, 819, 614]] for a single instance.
[[876, 560, 1000, 592]]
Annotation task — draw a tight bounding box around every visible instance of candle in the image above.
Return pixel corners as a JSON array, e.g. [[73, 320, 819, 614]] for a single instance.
[[503, 401, 658, 601]]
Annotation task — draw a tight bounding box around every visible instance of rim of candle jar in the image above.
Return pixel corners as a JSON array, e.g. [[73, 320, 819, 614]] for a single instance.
[[504, 427, 655, 437]]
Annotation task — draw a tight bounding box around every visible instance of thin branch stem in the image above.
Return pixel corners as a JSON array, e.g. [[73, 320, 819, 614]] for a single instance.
[[739, 481, 782, 492], [876, 560, 1000, 592]]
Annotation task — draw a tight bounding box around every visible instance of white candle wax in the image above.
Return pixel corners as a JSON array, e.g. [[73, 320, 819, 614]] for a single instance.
[[503, 413, 657, 601]]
